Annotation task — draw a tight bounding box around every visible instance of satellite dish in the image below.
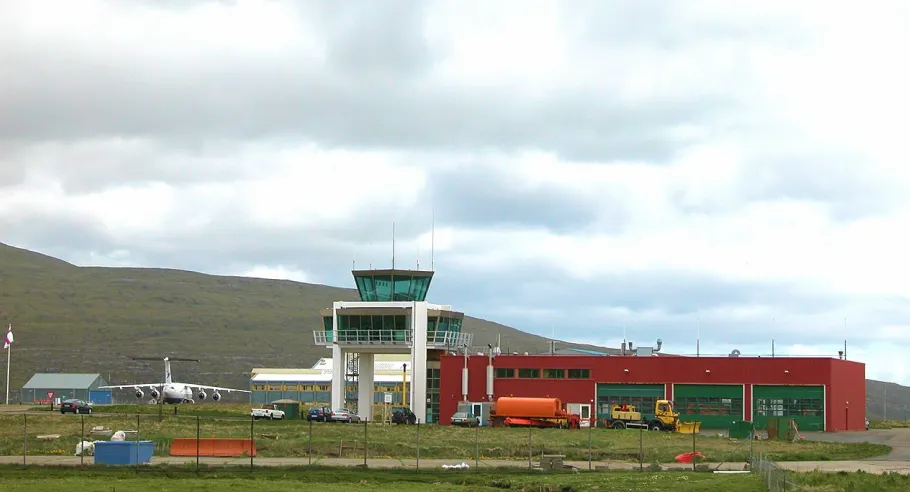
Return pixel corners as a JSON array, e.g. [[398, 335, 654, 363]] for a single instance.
[[730, 349, 741, 357]]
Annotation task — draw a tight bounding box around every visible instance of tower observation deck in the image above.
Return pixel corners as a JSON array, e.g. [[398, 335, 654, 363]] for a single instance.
[[312, 267, 472, 424]]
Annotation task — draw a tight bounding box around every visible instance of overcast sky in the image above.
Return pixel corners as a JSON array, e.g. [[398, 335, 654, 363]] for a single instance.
[[2, 0, 909, 384]]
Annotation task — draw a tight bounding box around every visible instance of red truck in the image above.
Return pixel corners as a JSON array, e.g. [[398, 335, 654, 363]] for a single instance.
[[489, 397, 581, 429]]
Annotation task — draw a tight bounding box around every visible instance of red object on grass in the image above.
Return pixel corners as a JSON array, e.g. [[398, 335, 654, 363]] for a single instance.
[[675, 451, 706, 463]]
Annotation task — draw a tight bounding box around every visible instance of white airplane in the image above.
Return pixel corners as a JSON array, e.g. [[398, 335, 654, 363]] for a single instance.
[[100, 357, 250, 404]]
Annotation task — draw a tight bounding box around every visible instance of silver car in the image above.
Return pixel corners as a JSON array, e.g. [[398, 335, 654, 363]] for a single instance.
[[329, 408, 361, 423], [450, 411, 479, 427]]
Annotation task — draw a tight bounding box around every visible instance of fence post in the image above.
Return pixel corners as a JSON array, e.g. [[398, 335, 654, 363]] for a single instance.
[[80, 414, 85, 468], [639, 423, 643, 471], [135, 413, 140, 474], [527, 425, 532, 471], [474, 424, 480, 472], [416, 419, 420, 472], [308, 419, 313, 466], [363, 419, 368, 467], [588, 422, 594, 471], [196, 416, 200, 474], [692, 427, 696, 472], [22, 414, 27, 467], [250, 415, 254, 471]]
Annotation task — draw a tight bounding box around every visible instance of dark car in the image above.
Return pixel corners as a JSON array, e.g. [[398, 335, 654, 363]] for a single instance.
[[60, 399, 93, 415], [307, 406, 331, 422], [391, 406, 417, 425]]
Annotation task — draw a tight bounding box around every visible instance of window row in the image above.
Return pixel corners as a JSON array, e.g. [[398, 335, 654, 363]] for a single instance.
[[754, 398, 824, 417], [324, 315, 463, 335], [252, 384, 331, 392], [676, 397, 744, 416], [495, 368, 591, 379]]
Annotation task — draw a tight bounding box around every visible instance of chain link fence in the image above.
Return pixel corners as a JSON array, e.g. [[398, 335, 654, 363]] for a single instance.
[[752, 452, 799, 491], [0, 412, 772, 475]]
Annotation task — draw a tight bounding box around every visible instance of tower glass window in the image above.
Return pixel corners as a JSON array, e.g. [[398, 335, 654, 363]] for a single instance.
[[352, 270, 433, 301]]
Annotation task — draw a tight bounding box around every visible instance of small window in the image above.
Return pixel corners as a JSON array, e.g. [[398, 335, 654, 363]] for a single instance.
[[518, 369, 540, 378], [568, 369, 590, 379], [544, 369, 565, 379], [495, 368, 514, 378]]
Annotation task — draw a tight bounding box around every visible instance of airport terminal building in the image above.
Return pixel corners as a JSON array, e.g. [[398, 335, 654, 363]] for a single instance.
[[305, 267, 865, 431]]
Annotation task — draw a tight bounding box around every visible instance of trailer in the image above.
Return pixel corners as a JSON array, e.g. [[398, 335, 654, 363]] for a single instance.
[[489, 397, 581, 429]]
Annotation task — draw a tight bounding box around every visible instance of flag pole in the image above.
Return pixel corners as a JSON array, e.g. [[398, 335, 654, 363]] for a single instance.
[[5, 325, 10, 406]]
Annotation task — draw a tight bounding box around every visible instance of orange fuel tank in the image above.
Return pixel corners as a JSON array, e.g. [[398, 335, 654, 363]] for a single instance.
[[491, 397, 566, 418]]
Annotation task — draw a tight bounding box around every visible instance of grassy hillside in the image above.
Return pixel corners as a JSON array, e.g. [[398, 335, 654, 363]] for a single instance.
[[0, 242, 610, 401], [2, 241, 907, 415]]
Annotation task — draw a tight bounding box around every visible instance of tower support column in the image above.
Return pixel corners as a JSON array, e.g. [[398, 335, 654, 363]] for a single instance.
[[331, 343, 345, 410], [357, 353, 375, 421], [411, 301, 428, 423]]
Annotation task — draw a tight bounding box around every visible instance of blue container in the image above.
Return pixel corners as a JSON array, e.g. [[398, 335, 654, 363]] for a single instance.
[[94, 441, 156, 465]]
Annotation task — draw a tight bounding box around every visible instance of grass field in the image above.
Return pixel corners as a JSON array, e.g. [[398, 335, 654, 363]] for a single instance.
[[869, 420, 910, 430], [0, 408, 890, 463], [0, 465, 769, 491], [794, 470, 910, 491]]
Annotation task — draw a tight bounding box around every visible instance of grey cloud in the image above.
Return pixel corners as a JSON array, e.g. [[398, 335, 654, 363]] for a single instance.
[[0, 139, 273, 192], [0, 2, 736, 164], [423, 164, 617, 233]]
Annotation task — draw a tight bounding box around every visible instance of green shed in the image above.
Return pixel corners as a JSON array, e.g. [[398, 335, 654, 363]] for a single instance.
[[271, 399, 301, 419]]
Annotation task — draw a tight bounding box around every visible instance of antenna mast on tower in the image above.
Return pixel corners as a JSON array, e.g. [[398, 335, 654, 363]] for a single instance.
[[392, 222, 396, 270], [431, 208, 435, 271]]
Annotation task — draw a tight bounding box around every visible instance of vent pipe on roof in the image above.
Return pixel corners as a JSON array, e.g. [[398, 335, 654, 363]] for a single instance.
[[655, 338, 663, 352]]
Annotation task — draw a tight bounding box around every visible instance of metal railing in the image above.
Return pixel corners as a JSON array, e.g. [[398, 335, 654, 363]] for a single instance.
[[313, 329, 472, 348], [752, 453, 798, 491]]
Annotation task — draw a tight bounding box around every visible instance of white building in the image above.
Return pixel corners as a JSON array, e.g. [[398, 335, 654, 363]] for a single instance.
[[312, 269, 473, 423]]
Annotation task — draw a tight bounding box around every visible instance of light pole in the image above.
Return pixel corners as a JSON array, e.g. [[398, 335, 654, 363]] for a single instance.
[[588, 398, 594, 470]]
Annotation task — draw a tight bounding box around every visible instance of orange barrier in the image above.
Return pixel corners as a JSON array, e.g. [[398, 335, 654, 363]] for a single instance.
[[169, 438, 257, 457]]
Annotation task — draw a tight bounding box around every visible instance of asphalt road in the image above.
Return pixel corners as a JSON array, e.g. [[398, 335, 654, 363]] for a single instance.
[[799, 429, 910, 461]]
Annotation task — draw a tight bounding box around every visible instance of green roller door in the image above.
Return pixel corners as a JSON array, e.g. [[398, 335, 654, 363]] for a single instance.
[[673, 384, 744, 429], [596, 384, 665, 419], [753, 385, 825, 431]]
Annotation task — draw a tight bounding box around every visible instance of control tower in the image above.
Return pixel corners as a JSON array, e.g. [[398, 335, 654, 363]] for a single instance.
[[313, 268, 472, 423]]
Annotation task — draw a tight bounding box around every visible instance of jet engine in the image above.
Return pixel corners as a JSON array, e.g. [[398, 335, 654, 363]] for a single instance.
[[212, 392, 222, 401], [135, 389, 144, 399], [197, 390, 207, 401], [150, 389, 160, 400]]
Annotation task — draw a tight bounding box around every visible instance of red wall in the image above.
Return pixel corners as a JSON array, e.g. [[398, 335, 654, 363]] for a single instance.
[[827, 359, 866, 431], [439, 354, 865, 431]]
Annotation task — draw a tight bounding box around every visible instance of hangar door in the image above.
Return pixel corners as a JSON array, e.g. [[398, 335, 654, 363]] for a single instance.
[[596, 384, 664, 419], [673, 384, 744, 429], [753, 385, 825, 431]]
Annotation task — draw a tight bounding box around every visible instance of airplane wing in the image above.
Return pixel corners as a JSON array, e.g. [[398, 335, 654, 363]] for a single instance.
[[98, 383, 162, 390], [177, 383, 251, 393]]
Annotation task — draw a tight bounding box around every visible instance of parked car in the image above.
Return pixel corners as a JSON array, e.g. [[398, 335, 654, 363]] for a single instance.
[[60, 399, 93, 415], [390, 406, 417, 425], [307, 406, 331, 422], [329, 408, 360, 423], [450, 411, 479, 427], [251, 404, 285, 420]]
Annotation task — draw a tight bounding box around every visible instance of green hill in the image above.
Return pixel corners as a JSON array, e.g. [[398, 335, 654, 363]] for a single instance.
[[0, 242, 610, 399], [0, 241, 905, 419]]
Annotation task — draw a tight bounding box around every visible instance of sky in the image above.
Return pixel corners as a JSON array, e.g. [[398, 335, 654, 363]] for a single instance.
[[1, 0, 909, 384]]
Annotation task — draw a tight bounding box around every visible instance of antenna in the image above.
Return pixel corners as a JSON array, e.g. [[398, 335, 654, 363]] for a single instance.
[[431, 207, 435, 271], [697, 316, 700, 357], [352, 241, 356, 270], [392, 222, 396, 270]]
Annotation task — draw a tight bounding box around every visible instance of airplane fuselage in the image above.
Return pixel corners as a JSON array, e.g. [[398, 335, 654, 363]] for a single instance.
[[161, 384, 195, 404]]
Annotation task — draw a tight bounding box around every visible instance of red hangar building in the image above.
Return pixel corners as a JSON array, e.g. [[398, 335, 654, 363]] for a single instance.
[[439, 349, 865, 432]]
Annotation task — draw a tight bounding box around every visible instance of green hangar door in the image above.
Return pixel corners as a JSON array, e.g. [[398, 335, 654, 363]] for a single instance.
[[673, 385, 744, 429], [596, 384, 664, 419], [753, 385, 825, 431]]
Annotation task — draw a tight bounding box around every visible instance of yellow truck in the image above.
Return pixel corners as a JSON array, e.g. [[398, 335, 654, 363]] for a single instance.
[[605, 399, 701, 433]]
